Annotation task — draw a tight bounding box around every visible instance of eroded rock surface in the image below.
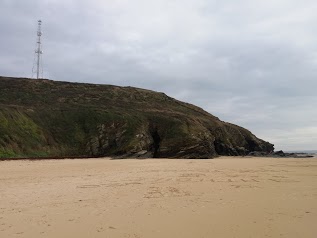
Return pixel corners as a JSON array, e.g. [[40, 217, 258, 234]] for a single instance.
[[0, 76, 274, 158]]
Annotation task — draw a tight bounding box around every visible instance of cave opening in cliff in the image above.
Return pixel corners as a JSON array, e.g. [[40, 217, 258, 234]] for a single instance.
[[151, 130, 161, 158]]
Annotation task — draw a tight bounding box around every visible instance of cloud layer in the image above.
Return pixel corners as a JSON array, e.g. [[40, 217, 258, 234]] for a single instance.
[[1, 0, 317, 150]]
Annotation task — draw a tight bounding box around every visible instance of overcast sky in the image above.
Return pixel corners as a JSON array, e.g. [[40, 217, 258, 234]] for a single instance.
[[1, 0, 316, 151]]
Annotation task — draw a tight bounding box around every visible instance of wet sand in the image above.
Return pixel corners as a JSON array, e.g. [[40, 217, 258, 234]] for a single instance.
[[0, 157, 316, 238]]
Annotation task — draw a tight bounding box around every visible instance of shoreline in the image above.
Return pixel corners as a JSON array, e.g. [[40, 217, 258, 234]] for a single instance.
[[1, 153, 316, 161]]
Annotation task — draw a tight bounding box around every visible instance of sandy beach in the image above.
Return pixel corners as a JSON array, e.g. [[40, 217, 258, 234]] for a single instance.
[[0, 157, 316, 238]]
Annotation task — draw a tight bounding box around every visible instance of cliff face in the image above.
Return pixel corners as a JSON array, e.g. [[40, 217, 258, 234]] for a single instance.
[[0, 76, 274, 158]]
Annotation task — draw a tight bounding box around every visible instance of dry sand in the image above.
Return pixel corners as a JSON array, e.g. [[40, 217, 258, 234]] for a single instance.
[[0, 157, 316, 238]]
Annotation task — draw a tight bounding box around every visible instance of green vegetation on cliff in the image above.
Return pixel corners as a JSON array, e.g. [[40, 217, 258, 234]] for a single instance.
[[0, 76, 274, 158]]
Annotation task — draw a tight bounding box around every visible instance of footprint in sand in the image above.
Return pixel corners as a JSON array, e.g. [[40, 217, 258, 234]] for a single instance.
[[144, 186, 190, 198], [77, 185, 100, 188]]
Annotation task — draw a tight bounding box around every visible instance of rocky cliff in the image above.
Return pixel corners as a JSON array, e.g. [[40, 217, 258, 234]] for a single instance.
[[0, 76, 274, 158]]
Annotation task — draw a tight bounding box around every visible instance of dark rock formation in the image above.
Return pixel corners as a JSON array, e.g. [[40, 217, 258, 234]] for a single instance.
[[0, 76, 274, 159], [248, 150, 314, 158]]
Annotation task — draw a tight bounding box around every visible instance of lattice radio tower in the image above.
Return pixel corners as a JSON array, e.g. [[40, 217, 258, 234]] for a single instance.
[[32, 20, 43, 79]]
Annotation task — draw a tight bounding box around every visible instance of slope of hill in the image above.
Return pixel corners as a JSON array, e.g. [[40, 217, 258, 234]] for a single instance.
[[0, 76, 274, 158]]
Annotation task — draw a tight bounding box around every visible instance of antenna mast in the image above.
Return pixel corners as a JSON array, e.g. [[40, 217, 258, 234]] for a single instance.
[[34, 20, 43, 79]]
